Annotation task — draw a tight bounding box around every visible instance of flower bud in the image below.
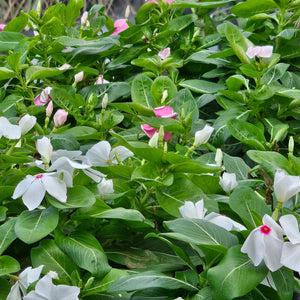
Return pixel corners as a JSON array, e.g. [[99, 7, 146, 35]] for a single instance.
[[219, 172, 238, 193], [46, 101, 53, 117], [97, 178, 114, 198], [57, 63, 71, 71], [193, 125, 214, 147], [19, 114, 37, 135], [125, 5, 130, 19], [215, 148, 223, 167], [74, 71, 84, 83], [289, 136, 294, 156], [34, 87, 52, 106], [53, 109, 68, 128], [95, 74, 109, 85], [81, 11, 88, 26], [36, 136, 53, 165], [162, 90, 168, 104], [148, 131, 159, 148], [102, 93, 108, 109]]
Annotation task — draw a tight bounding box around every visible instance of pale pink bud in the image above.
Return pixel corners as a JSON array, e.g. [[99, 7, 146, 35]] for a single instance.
[[46, 101, 53, 117], [158, 47, 171, 60], [74, 71, 84, 83], [34, 87, 52, 106], [81, 11, 88, 26], [0, 24, 6, 31], [95, 74, 109, 85], [125, 5, 130, 19], [57, 63, 71, 71], [53, 109, 68, 127]]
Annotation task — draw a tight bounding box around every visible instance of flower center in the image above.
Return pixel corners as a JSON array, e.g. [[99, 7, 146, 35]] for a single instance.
[[260, 225, 271, 235], [35, 174, 44, 179]]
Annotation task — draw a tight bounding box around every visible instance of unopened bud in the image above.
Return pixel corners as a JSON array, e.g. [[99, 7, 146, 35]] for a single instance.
[[289, 136, 294, 156], [162, 90, 168, 104], [19, 114, 37, 135], [102, 93, 108, 109], [81, 11, 88, 26], [46, 101, 53, 117], [36, 0, 41, 15], [148, 131, 159, 148], [53, 109, 68, 127], [74, 71, 84, 83], [125, 5, 130, 19], [193, 125, 214, 147], [215, 148, 223, 167]]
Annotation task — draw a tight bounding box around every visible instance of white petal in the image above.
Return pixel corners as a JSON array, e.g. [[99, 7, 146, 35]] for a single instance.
[[279, 214, 300, 244], [23, 179, 46, 210], [19, 265, 44, 292], [86, 141, 111, 166], [12, 176, 35, 199], [42, 175, 67, 203], [49, 157, 90, 170], [36, 137, 53, 164], [263, 235, 283, 272], [263, 214, 284, 238], [53, 285, 80, 300], [82, 168, 105, 183], [195, 200, 207, 219], [280, 242, 300, 272], [7, 282, 22, 300], [19, 114, 36, 135], [241, 228, 265, 266], [23, 291, 47, 300], [51, 150, 82, 162], [0, 117, 21, 140], [29, 274, 53, 298], [110, 146, 133, 164], [205, 213, 233, 231]]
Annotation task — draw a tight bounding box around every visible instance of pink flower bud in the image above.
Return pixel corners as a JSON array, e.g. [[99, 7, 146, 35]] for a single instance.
[[46, 101, 53, 117], [81, 11, 88, 26], [95, 74, 109, 85], [34, 87, 52, 106], [53, 109, 68, 127], [57, 63, 71, 71], [74, 71, 84, 83]]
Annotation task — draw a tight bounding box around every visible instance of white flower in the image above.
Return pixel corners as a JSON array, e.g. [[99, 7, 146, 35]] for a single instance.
[[193, 125, 214, 147], [19, 114, 36, 135], [241, 214, 284, 272], [219, 172, 238, 193], [205, 212, 246, 231], [279, 214, 300, 272], [95, 74, 109, 85], [7, 265, 44, 300], [36, 136, 53, 165], [179, 200, 246, 232], [158, 47, 170, 60], [274, 170, 300, 203], [85, 141, 133, 167], [57, 63, 71, 71], [246, 46, 273, 58], [12, 173, 67, 210], [97, 178, 114, 197], [179, 200, 207, 219], [23, 273, 80, 300], [81, 11, 88, 25], [0, 116, 21, 140]]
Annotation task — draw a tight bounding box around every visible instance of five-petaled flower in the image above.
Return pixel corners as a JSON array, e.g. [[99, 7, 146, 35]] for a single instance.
[[12, 173, 67, 210], [141, 106, 178, 141], [241, 214, 284, 272]]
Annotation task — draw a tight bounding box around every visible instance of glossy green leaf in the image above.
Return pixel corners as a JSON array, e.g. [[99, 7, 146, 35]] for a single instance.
[[151, 76, 177, 106], [180, 79, 225, 94], [208, 245, 268, 300], [170, 0, 234, 8], [271, 267, 294, 300], [231, 0, 279, 17], [15, 206, 59, 244], [131, 74, 155, 108], [224, 154, 251, 180], [0, 256, 20, 276], [25, 66, 65, 83], [0, 218, 17, 255]]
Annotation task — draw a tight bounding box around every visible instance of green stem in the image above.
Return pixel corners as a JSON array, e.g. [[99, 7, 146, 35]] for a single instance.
[[6, 139, 20, 155], [272, 202, 283, 221]]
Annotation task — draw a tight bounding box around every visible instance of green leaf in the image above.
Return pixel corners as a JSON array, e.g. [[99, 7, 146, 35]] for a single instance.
[[50, 134, 80, 151], [191, 174, 224, 194], [229, 186, 271, 229], [271, 267, 294, 300], [4, 14, 28, 32], [0, 206, 7, 221], [108, 270, 198, 292], [0, 32, 25, 52], [0, 278, 10, 299], [170, 0, 234, 8], [207, 245, 268, 300], [131, 74, 155, 108], [0, 256, 20, 276], [226, 75, 249, 91], [247, 150, 290, 172], [0, 218, 17, 255], [41, 17, 65, 37], [227, 119, 267, 150], [231, 0, 279, 17], [25, 66, 65, 83], [46, 185, 96, 209], [139, 115, 184, 133], [261, 63, 290, 85], [151, 76, 177, 106], [224, 154, 251, 180], [55, 230, 111, 278], [163, 218, 238, 251], [65, 0, 84, 27], [0, 94, 23, 114], [31, 239, 79, 283], [15, 206, 59, 244], [156, 174, 206, 217], [180, 79, 225, 94], [0, 67, 16, 81]]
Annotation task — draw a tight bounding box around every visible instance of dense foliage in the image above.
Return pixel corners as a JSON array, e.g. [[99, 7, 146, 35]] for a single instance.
[[0, 0, 300, 299]]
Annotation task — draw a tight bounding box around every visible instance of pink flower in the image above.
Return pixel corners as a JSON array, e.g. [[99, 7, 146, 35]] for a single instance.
[[95, 74, 109, 85], [158, 48, 171, 60], [111, 19, 129, 36], [141, 106, 177, 142], [46, 101, 53, 117], [34, 87, 52, 106], [0, 24, 6, 31], [246, 46, 273, 58], [53, 109, 68, 128]]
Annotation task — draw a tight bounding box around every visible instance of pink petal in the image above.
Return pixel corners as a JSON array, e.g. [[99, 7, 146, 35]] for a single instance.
[[141, 124, 157, 138], [158, 48, 171, 60], [246, 47, 260, 59], [258, 46, 273, 58], [34, 94, 45, 106], [153, 106, 178, 118], [163, 131, 172, 141]]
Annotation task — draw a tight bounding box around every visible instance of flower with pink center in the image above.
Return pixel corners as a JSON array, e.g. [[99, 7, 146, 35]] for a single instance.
[[241, 214, 284, 272], [246, 46, 273, 59], [111, 19, 129, 36], [34, 87, 52, 106], [53, 109, 68, 128], [158, 48, 170, 60], [12, 172, 67, 210], [0, 24, 6, 31], [141, 106, 177, 141]]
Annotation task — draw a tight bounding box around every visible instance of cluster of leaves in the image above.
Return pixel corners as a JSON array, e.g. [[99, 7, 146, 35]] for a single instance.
[[0, 0, 300, 299]]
